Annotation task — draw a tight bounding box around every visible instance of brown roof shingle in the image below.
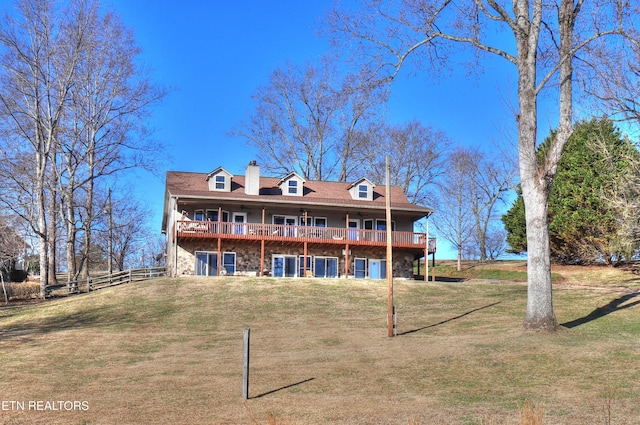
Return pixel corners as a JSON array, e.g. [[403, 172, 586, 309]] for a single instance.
[[164, 170, 433, 216]]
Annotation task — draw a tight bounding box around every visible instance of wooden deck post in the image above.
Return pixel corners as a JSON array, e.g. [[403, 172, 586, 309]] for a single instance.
[[344, 213, 349, 278], [260, 208, 265, 277], [217, 206, 222, 276], [303, 210, 308, 277]]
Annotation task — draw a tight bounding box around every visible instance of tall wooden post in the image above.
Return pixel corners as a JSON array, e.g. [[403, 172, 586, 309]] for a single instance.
[[385, 155, 394, 337]]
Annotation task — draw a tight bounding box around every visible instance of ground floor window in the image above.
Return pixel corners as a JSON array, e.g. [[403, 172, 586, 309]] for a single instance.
[[354, 258, 366, 278], [195, 251, 217, 276], [269, 253, 390, 279], [273, 255, 297, 277], [299, 256, 312, 277], [314, 257, 338, 278], [195, 251, 236, 276], [222, 252, 236, 275]]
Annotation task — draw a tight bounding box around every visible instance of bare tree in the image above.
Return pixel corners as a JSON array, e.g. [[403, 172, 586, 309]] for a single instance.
[[91, 192, 156, 271], [327, 0, 639, 331], [433, 147, 476, 271], [362, 120, 450, 205], [466, 146, 517, 261], [0, 216, 23, 303], [0, 0, 166, 295], [0, 0, 85, 296], [63, 2, 166, 280], [231, 58, 386, 181]]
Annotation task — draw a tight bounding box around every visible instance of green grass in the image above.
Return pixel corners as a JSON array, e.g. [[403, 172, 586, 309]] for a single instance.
[[0, 275, 639, 424], [428, 263, 548, 282]]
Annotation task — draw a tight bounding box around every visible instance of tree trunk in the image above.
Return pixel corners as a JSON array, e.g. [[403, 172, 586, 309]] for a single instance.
[[521, 183, 557, 331], [36, 151, 48, 298], [515, 0, 558, 331], [47, 151, 58, 287], [65, 183, 78, 289]]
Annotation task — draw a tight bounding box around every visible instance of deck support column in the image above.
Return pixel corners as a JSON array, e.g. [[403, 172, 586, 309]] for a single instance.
[[303, 210, 308, 277], [260, 208, 265, 277], [344, 213, 349, 278], [217, 206, 222, 276]]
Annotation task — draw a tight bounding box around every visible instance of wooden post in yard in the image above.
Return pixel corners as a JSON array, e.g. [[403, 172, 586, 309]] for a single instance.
[[243, 328, 250, 399], [385, 155, 394, 337]]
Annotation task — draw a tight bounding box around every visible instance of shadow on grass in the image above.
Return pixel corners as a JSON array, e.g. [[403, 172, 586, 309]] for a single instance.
[[397, 302, 501, 336], [0, 304, 137, 343], [561, 292, 640, 329], [251, 378, 315, 399], [414, 276, 468, 282]]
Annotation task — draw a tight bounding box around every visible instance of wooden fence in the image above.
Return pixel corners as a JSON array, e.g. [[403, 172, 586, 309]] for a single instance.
[[45, 267, 167, 297]]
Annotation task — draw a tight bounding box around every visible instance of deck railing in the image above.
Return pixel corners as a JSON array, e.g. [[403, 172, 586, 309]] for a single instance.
[[177, 220, 436, 251]]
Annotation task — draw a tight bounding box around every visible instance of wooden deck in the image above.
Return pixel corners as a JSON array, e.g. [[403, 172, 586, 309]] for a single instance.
[[176, 220, 436, 252]]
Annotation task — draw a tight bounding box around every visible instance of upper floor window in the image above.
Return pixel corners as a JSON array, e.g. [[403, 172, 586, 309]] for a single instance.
[[278, 172, 305, 197], [349, 177, 375, 201], [206, 167, 233, 192], [358, 184, 368, 199], [215, 175, 225, 190], [288, 180, 298, 195]]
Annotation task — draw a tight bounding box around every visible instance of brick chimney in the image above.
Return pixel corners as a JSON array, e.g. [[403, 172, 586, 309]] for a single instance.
[[245, 160, 260, 195]]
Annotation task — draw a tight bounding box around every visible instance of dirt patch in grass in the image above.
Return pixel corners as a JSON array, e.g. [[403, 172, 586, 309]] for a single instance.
[[1, 276, 640, 424]]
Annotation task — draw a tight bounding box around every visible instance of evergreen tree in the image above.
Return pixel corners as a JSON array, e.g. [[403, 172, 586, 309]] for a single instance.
[[502, 118, 640, 264]]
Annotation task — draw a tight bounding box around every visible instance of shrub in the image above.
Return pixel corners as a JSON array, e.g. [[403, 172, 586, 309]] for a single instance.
[[9, 269, 28, 282], [2, 281, 41, 300]]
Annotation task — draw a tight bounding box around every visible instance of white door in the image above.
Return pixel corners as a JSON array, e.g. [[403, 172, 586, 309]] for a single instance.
[[232, 212, 247, 234]]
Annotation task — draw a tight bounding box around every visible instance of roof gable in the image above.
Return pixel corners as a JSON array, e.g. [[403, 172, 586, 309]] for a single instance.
[[205, 167, 234, 192], [348, 177, 376, 201], [278, 172, 306, 196]]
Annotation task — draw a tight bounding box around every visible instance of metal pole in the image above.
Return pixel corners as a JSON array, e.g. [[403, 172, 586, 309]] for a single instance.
[[243, 328, 250, 399]]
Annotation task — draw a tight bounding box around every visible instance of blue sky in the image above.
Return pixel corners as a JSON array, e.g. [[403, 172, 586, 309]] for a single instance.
[[108, 0, 522, 260], [0, 0, 523, 259]]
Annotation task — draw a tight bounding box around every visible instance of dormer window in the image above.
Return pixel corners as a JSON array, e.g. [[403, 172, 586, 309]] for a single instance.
[[278, 172, 305, 197], [206, 167, 233, 192], [215, 175, 225, 190], [358, 184, 368, 199], [288, 180, 298, 195], [348, 177, 375, 201]]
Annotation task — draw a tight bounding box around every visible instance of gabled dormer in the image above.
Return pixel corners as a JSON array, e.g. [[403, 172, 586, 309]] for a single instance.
[[206, 167, 233, 192], [278, 172, 306, 196], [348, 177, 375, 201]]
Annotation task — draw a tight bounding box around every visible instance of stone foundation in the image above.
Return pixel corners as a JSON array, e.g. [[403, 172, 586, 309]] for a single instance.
[[174, 240, 419, 279]]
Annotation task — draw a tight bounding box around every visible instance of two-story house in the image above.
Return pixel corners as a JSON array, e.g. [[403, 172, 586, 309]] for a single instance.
[[161, 161, 435, 279]]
